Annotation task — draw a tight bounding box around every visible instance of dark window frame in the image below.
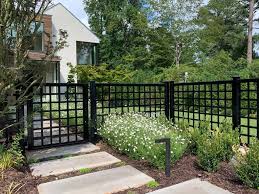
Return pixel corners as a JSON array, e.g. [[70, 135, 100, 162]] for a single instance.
[[76, 41, 98, 65]]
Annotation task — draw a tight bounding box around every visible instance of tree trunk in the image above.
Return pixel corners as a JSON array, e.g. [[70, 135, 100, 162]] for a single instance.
[[175, 42, 182, 68], [247, 0, 254, 64]]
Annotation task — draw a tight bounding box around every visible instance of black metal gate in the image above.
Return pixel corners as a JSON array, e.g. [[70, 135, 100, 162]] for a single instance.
[[26, 82, 169, 149], [27, 83, 89, 149]]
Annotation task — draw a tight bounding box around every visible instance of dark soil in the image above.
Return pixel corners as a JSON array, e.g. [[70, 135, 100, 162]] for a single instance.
[[0, 166, 38, 194], [0, 142, 258, 194], [98, 142, 258, 194]]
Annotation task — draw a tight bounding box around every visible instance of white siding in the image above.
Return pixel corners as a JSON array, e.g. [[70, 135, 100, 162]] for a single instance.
[[45, 3, 99, 83]]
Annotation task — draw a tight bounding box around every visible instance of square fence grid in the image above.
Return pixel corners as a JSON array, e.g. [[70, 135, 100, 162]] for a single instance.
[[173, 81, 233, 128], [3, 78, 259, 149], [240, 79, 259, 144], [94, 83, 167, 125], [173, 78, 259, 144], [28, 83, 88, 149]]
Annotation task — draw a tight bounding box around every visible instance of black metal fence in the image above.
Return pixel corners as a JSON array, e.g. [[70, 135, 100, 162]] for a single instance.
[[27, 83, 89, 149], [93, 82, 168, 125], [172, 77, 259, 144], [3, 77, 259, 149]]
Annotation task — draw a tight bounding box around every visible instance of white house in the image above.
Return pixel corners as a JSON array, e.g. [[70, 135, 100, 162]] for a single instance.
[[29, 3, 100, 83]]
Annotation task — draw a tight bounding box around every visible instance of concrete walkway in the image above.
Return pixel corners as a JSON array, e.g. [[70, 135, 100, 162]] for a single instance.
[[38, 165, 154, 194], [30, 151, 121, 177], [28, 143, 154, 194], [147, 179, 233, 194], [29, 144, 232, 194], [26, 143, 99, 161]]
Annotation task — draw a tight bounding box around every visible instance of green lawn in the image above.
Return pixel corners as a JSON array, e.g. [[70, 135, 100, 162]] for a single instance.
[[174, 111, 258, 143]]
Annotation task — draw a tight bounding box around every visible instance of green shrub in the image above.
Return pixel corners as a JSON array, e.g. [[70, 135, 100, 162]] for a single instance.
[[218, 122, 240, 161], [99, 113, 188, 169], [0, 132, 24, 170], [76, 64, 133, 83], [8, 132, 24, 165], [195, 121, 239, 172], [234, 140, 259, 189], [186, 121, 210, 154], [197, 133, 223, 172]]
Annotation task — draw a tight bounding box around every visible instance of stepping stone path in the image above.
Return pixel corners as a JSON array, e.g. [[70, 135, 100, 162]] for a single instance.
[[38, 165, 154, 194], [27, 143, 154, 194], [30, 151, 121, 177], [27, 144, 233, 194], [147, 178, 233, 194], [26, 143, 99, 162]]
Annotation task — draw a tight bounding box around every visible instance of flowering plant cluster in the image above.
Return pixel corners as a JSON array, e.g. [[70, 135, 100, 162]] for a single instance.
[[99, 113, 188, 169]]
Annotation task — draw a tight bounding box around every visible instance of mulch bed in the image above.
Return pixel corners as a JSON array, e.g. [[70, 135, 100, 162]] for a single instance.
[[98, 142, 258, 194], [0, 166, 38, 194], [0, 142, 257, 194]]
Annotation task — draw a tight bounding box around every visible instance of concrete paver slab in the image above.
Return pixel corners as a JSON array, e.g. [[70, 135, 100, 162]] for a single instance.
[[38, 165, 154, 194], [30, 151, 121, 177], [147, 178, 233, 194], [26, 143, 100, 162]]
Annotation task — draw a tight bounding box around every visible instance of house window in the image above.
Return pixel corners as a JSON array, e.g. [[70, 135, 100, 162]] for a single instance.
[[30, 22, 44, 52], [76, 41, 97, 65], [9, 22, 44, 52]]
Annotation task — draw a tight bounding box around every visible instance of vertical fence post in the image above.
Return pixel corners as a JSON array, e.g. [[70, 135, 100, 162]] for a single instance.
[[169, 81, 175, 122], [232, 77, 241, 131], [83, 84, 89, 142], [27, 87, 34, 150], [90, 81, 97, 143], [164, 82, 170, 119]]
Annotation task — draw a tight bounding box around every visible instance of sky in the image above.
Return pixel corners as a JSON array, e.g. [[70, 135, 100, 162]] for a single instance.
[[53, 0, 89, 27], [53, 0, 259, 34]]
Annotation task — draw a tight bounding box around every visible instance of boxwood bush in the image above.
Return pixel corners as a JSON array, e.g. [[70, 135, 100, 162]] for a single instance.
[[234, 140, 259, 189], [191, 121, 239, 172], [99, 113, 188, 169]]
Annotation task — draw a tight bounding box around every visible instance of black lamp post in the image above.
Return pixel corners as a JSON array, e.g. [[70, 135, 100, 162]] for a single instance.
[[155, 138, 171, 177]]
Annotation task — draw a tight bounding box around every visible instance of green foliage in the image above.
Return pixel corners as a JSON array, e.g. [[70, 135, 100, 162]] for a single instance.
[[8, 132, 24, 165], [83, 0, 259, 80], [196, 0, 247, 60], [234, 140, 259, 189], [197, 134, 223, 172], [194, 121, 239, 172], [75, 51, 253, 84], [0, 132, 24, 170], [0, 152, 15, 170], [77, 64, 133, 83], [99, 113, 188, 169], [85, 0, 149, 66], [186, 121, 210, 154], [219, 122, 240, 161], [146, 180, 160, 188], [79, 168, 92, 174]]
